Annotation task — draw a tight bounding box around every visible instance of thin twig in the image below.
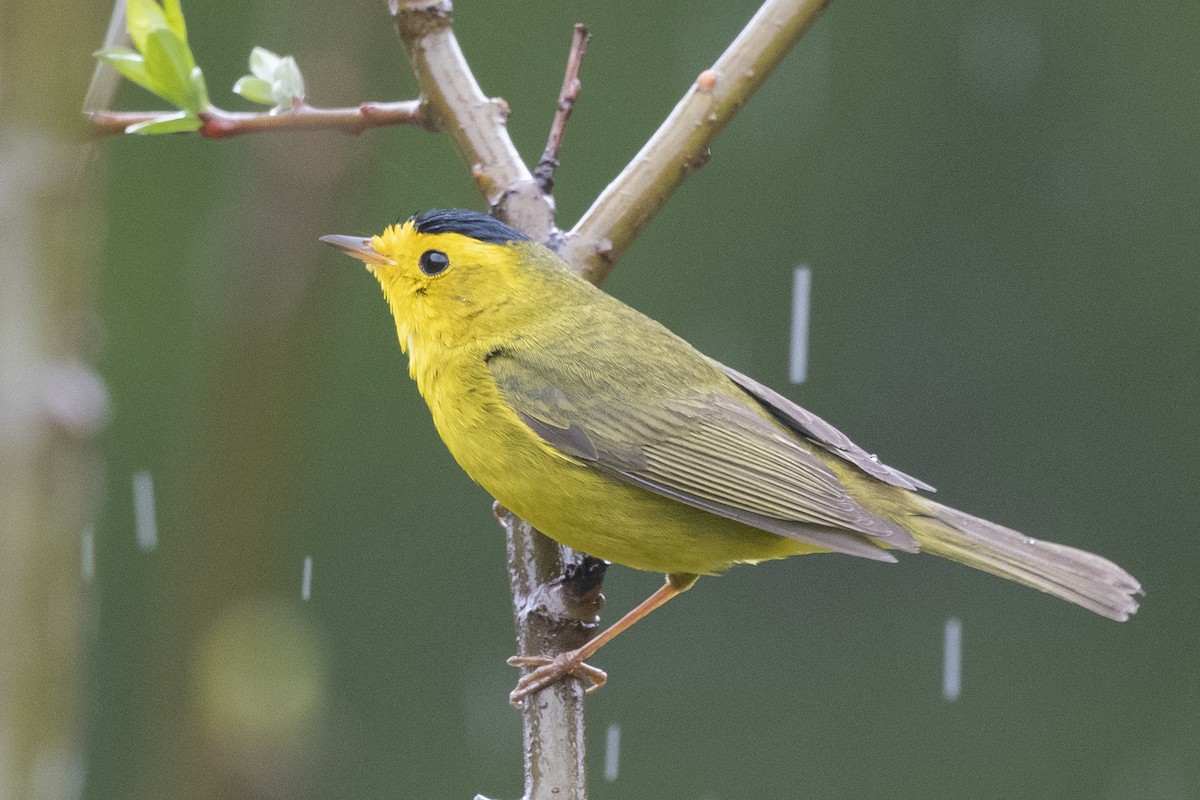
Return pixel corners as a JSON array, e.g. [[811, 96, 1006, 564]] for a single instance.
[[562, 0, 833, 285], [390, 0, 555, 240], [534, 23, 591, 197], [87, 101, 431, 139]]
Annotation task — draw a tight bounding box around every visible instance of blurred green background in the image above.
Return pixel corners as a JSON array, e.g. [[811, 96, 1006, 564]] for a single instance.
[[72, 0, 1200, 798]]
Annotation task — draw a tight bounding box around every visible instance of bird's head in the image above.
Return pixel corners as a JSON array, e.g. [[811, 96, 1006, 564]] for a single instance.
[[322, 209, 543, 353]]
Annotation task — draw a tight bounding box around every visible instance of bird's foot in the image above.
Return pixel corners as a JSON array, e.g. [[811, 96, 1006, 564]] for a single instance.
[[506, 650, 608, 707]]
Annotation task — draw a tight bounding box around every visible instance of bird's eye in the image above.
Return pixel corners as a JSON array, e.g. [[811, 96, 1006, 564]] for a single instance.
[[418, 249, 450, 276]]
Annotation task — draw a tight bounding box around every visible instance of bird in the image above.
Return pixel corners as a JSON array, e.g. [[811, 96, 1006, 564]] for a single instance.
[[322, 208, 1141, 705]]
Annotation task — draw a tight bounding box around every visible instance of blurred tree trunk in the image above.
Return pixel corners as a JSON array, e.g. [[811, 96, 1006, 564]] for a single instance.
[[0, 2, 107, 798], [140, 131, 352, 800]]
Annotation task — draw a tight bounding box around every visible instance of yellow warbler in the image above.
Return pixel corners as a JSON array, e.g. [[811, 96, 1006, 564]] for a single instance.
[[322, 209, 1140, 705]]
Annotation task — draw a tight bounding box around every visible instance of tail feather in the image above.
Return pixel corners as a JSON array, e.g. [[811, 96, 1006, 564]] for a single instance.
[[911, 499, 1142, 621]]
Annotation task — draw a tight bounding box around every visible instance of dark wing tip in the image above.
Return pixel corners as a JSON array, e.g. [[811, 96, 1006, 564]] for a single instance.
[[719, 363, 936, 493], [516, 410, 599, 461]]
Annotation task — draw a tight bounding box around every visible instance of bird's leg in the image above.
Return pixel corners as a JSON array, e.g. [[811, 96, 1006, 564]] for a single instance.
[[507, 574, 696, 707]]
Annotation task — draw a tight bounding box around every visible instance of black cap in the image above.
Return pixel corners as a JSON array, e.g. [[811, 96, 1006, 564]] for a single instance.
[[409, 209, 531, 245]]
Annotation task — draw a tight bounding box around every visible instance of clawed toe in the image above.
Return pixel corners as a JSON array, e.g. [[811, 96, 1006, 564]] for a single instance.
[[507, 652, 608, 707]]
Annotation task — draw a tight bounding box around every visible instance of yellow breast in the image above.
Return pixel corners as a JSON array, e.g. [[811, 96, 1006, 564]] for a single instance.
[[410, 337, 819, 576]]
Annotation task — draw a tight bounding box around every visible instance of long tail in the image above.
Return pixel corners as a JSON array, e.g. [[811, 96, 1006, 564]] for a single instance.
[[909, 499, 1142, 621]]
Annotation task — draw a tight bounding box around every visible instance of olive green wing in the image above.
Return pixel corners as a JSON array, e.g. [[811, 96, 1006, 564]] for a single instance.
[[487, 348, 917, 561], [717, 364, 936, 492]]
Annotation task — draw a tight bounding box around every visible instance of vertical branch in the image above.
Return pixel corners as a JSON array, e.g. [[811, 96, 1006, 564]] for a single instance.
[[390, 0, 555, 241], [499, 506, 606, 800], [387, 2, 832, 798], [390, 5, 591, 799]]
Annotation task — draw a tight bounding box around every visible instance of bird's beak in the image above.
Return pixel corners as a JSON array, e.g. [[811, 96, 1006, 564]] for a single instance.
[[319, 234, 394, 266]]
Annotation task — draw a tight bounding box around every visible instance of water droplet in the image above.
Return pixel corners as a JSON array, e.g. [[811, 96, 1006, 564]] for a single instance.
[[301, 556, 313, 601], [943, 616, 962, 701], [790, 266, 811, 384], [132, 471, 158, 551], [604, 722, 621, 782], [81, 526, 95, 582]]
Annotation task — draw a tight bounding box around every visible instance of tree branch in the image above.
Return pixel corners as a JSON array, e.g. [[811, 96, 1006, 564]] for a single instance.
[[390, 0, 555, 241], [499, 505, 606, 800], [87, 101, 430, 139], [562, 0, 832, 284], [534, 24, 591, 197], [389, 5, 589, 800]]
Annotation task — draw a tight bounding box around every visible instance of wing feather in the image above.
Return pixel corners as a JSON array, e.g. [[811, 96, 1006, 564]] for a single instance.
[[718, 363, 936, 492], [491, 349, 919, 558]]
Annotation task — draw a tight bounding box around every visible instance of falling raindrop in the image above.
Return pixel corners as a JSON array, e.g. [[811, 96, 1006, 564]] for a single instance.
[[81, 526, 95, 582], [943, 616, 963, 701], [790, 266, 811, 385], [132, 471, 158, 551], [301, 555, 313, 601], [604, 722, 621, 783]]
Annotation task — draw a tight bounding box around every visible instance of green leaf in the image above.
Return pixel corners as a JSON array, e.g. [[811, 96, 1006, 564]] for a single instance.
[[161, 0, 188, 42], [232, 75, 273, 105], [95, 46, 148, 79], [125, 0, 170, 54], [91, 0, 207, 134], [249, 47, 281, 81], [94, 45, 142, 63], [96, 0, 204, 113], [272, 56, 305, 107], [235, 47, 305, 110], [95, 47, 169, 100], [142, 28, 199, 110], [190, 66, 210, 110], [125, 110, 202, 134]]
